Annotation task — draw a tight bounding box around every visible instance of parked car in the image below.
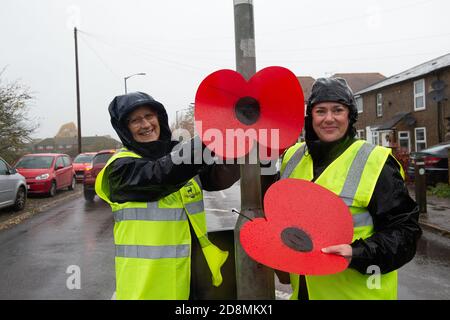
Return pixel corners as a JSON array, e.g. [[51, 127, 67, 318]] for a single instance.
[[72, 152, 96, 181], [15, 153, 76, 197], [83, 150, 116, 201], [0, 156, 27, 211], [407, 141, 450, 185]]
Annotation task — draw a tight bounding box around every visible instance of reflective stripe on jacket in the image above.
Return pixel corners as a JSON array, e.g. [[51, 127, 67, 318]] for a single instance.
[[281, 140, 399, 300], [95, 148, 228, 300]]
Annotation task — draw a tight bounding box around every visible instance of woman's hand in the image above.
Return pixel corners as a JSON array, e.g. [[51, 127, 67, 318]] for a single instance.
[[321, 244, 352, 263]]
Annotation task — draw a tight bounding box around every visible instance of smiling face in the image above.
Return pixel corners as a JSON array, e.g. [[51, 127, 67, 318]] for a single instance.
[[311, 102, 349, 142], [127, 105, 160, 143]]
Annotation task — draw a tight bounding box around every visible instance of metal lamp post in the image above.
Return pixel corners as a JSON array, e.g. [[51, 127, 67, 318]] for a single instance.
[[124, 72, 146, 94]]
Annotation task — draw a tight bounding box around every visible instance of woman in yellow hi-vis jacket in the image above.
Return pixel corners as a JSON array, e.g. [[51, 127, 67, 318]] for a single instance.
[[277, 78, 422, 300], [95, 92, 239, 300]]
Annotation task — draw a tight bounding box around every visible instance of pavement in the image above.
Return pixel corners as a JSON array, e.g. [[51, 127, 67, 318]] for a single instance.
[[0, 183, 83, 231], [407, 184, 450, 238]]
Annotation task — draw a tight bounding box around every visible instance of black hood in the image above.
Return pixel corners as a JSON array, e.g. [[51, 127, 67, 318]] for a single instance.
[[108, 92, 177, 159], [305, 77, 358, 143]]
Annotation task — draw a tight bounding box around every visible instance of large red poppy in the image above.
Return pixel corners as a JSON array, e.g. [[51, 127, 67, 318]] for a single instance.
[[240, 178, 354, 275], [195, 66, 304, 160]]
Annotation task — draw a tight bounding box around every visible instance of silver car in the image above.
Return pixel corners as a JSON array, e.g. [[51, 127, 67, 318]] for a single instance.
[[0, 156, 27, 211]]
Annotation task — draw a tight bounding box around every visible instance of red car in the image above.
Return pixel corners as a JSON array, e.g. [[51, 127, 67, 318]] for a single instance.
[[83, 149, 116, 201], [72, 152, 97, 181], [15, 153, 76, 197]]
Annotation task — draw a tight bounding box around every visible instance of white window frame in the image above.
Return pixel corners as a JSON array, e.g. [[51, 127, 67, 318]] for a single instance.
[[398, 131, 411, 153], [357, 129, 365, 140], [376, 93, 383, 117], [414, 79, 426, 111], [414, 127, 427, 151], [372, 130, 379, 145], [355, 95, 363, 113]]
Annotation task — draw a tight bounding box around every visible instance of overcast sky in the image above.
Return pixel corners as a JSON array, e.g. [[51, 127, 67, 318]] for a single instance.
[[1, 0, 449, 141]]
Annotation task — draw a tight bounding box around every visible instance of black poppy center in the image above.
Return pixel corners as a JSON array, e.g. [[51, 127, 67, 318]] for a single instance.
[[234, 96, 260, 125], [281, 227, 313, 252]]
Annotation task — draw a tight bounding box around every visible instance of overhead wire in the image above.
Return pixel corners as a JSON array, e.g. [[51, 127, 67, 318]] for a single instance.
[[78, 33, 122, 79], [79, 30, 231, 74], [75, 0, 447, 76], [257, 0, 438, 37], [79, 28, 449, 71]]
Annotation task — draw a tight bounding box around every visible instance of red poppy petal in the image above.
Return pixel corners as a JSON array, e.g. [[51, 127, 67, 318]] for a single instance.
[[240, 218, 349, 275], [195, 69, 254, 159], [240, 178, 353, 275], [249, 67, 304, 160]]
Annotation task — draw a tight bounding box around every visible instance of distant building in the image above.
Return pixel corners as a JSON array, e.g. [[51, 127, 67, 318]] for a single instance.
[[55, 122, 78, 138], [297, 76, 316, 106], [23, 122, 122, 158], [331, 73, 386, 93]]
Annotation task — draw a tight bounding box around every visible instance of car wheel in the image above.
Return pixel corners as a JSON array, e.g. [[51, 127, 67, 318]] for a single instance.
[[12, 186, 26, 211], [84, 188, 95, 201], [49, 181, 57, 197], [68, 176, 76, 191]]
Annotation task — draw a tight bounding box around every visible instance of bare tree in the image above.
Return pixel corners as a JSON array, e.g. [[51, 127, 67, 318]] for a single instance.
[[171, 103, 195, 137], [0, 69, 39, 163]]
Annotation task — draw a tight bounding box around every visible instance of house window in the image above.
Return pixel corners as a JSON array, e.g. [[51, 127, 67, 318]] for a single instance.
[[356, 96, 363, 113], [414, 127, 427, 151], [398, 131, 411, 153], [357, 130, 365, 140], [414, 79, 425, 111], [46, 145, 54, 150], [37, 146, 44, 150], [371, 131, 379, 145], [376, 93, 383, 117]]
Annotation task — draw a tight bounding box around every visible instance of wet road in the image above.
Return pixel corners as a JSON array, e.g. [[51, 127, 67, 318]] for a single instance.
[[0, 197, 115, 299], [398, 230, 450, 299], [0, 181, 449, 299]]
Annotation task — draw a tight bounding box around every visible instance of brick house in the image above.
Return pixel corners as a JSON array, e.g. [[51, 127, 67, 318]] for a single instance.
[[353, 53, 450, 164]]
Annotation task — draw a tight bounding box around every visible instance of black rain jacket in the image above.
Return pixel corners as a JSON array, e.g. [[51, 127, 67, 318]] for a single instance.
[[273, 136, 422, 297], [106, 92, 240, 299], [305, 136, 422, 275], [106, 92, 240, 203]]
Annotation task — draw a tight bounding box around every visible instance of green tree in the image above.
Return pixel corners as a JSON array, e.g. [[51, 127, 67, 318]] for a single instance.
[[0, 70, 38, 163]]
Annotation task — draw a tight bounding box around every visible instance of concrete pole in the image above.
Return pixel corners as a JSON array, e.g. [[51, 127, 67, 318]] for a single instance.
[[74, 27, 82, 154], [233, 0, 275, 300]]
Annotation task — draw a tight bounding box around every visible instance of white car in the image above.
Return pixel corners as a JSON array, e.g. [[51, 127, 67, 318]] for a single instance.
[[0, 156, 27, 211]]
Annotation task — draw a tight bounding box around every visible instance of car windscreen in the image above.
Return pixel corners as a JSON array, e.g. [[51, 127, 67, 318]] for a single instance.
[[15, 156, 54, 169], [73, 154, 94, 163], [93, 153, 113, 165]]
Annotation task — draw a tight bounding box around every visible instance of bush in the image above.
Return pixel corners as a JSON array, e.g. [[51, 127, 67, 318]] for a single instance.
[[428, 183, 450, 199]]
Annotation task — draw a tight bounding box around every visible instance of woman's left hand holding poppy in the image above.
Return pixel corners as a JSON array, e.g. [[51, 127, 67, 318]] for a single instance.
[[322, 244, 353, 263]]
